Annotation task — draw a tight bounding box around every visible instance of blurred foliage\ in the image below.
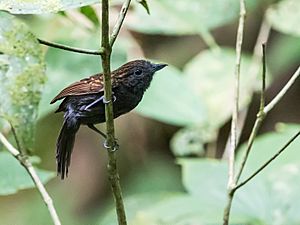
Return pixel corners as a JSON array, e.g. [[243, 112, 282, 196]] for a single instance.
[[0, 0, 300, 225], [0, 11, 46, 152], [100, 124, 300, 225], [0, 152, 54, 195]]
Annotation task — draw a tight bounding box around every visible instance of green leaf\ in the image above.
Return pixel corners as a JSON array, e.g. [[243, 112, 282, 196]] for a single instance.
[[126, 0, 259, 35], [170, 126, 217, 157], [184, 48, 258, 129], [0, 152, 55, 195], [136, 65, 206, 126], [267, 0, 300, 37], [0, 12, 46, 152], [136, 0, 150, 14], [177, 124, 300, 225], [236, 123, 300, 179], [100, 127, 300, 225], [0, 0, 123, 14], [99, 192, 188, 225]]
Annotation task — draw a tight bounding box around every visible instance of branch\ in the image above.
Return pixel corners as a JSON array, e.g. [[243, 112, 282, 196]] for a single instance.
[[235, 65, 300, 184], [100, 0, 130, 224], [234, 44, 267, 184], [264, 66, 300, 114], [235, 130, 300, 190], [199, 28, 221, 53], [223, 0, 246, 224], [222, 17, 271, 160], [228, 0, 246, 190], [0, 132, 61, 225], [38, 38, 104, 55], [110, 0, 132, 47], [259, 44, 266, 112]]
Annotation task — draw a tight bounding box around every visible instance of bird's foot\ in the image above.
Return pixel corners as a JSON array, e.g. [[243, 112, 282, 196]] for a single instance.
[[102, 94, 117, 104], [103, 139, 119, 152], [82, 94, 117, 111]]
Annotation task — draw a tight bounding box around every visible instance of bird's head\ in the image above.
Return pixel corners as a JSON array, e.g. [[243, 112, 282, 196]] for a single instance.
[[114, 59, 167, 78], [113, 60, 167, 92]]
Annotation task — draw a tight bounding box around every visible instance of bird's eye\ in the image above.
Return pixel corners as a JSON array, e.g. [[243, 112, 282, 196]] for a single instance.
[[134, 69, 142, 76]]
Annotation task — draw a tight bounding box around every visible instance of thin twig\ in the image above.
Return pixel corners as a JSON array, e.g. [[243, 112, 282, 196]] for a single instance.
[[227, 0, 246, 189], [222, 2, 300, 222], [225, 57, 299, 225], [110, 0, 132, 47], [0, 132, 61, 225], [38, 38, 104, 55], [235, 64, 300, 184], [264, 66, 300, 114], [234, 44, 267, 184], [223, 0, 246, 224], [235, 130, 300, 190], [222, 17, 271, 160]]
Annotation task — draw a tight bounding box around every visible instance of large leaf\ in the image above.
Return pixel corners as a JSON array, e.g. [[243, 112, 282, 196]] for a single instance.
[[236, 123, 300, 179], [179, 157, 300, 225], [178, 124, 300, 225], [0, 12, 45, 152], [0, 152, 55, 195], [99, 123, 300, 225], [126, 0, 259, 35], [136, 65, 206, 126], [184, 48, 258, 129], [0, 0, 123, 14], [267, 0, 300, 37]]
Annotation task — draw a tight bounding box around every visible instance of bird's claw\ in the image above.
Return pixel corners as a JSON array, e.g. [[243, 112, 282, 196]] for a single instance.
[[103, 139, 119, 152], [102, 95, 117, 104], [83, 94, 117, 111]]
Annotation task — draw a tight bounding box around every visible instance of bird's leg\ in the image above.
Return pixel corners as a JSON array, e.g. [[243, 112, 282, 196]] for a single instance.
[[87, 124, 107, 139], [102, 92, 118, 151], [103, 139, 119, 152], [102, 92, 117, 104], [84, 96, 104, 111], [88, 124, 119, 152], [83, 93, 117, 111]]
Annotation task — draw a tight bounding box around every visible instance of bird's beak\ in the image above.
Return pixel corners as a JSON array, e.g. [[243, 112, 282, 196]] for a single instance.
[[152, 63, 168, 72]]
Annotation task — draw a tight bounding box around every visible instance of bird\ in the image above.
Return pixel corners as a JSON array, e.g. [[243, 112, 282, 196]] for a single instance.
[[50, 59, 167, 179]]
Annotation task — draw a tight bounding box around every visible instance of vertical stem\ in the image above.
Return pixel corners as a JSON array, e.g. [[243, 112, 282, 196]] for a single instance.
[[223, 0, 246, 224], [101, 0, 114, 147], [235, 44, 267, 184], [260, 44, 266, 111], [100, 1, 127, 225], [228, 0, 246, 189], [222, 17, 271, 160]]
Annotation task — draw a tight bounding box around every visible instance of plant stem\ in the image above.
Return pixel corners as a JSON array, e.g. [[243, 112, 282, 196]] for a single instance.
[[38, 38, 104, 55], [228, 0, 246, 191], [224, 54, 300, 225], [224, 44, 266, 224], [235, 129, 300, 190], [263, 66, 300, 114], [100, 0, 130, 224], [234, 43, 267, 184], [110, 0, 132, 47], [222, 16, 271, 160], [223, 0, 246, 224], [235, 65, 300, 185], [0, 132, 61, 225]]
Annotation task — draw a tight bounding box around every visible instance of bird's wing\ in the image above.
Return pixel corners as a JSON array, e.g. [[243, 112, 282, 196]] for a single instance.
[[50, 74, 105, 104]]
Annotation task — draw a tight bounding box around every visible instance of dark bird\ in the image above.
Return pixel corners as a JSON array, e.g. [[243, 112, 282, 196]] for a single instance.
[[51, 59, 167, 179]]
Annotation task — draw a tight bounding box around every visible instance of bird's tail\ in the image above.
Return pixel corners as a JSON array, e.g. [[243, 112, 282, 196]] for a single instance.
[[56, 113, 80, 179]]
